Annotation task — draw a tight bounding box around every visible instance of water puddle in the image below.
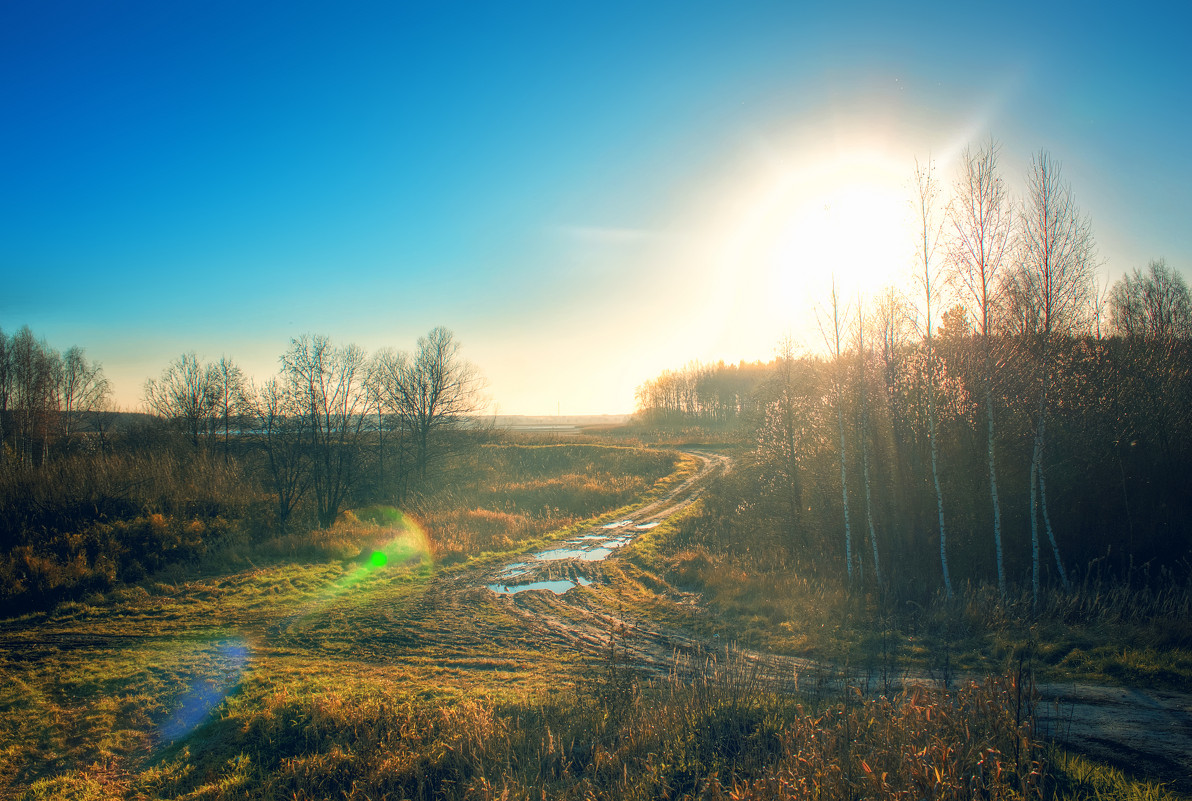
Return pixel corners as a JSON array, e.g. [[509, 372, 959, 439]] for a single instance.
[[489, 515, 653, 596], [487, 577, 592, 595], [535, 547, 612, 562], [633, 522, 660, 530]]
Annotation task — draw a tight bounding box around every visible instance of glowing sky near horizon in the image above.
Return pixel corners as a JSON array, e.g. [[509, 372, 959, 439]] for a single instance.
[[2, 2, 1189, 415]]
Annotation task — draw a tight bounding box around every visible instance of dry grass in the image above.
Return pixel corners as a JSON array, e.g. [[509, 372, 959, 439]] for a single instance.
[[4, 442, 1185, 800], [11, 642, 1056, 801], [409, 444, 677, 563]]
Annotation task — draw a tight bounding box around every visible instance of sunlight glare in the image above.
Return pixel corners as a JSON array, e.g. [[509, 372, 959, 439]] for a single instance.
[[772, 177, 908, 298], [719, 146, 915, 344]]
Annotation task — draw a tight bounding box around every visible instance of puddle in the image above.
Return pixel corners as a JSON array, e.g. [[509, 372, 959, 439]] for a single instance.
[[489, 513, 650, 596], [633, 522, 660, 530], [496, 562, 530, 579], [536, 547, 613, 562], [488, 577, 592, 595]]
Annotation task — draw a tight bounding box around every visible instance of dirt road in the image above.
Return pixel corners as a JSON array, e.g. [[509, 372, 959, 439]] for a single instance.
[[479, 449, 1192, 794]]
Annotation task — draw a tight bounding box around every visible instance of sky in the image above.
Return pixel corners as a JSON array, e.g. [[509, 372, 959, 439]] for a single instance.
[[2, 1, 1189, 415]]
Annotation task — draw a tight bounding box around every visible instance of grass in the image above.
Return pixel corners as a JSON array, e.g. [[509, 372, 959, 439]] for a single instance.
[[1049, 750, 1188, 801], [2, 440, 1188, 799], [7, 643, 1057, 800], [647, 488, 1192, 692], [0, 442, 677, 798]]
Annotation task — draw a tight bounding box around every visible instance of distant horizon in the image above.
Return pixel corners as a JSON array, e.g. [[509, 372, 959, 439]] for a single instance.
[[4, 2, 1188, 416]]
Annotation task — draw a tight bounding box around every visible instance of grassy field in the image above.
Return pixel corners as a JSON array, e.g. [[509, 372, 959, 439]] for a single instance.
[[644, 494, 1192, 692], [1, 441, 1187, 799]]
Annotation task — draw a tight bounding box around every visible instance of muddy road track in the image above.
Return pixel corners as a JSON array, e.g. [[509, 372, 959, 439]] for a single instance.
[[471, 450, 1192, 793]]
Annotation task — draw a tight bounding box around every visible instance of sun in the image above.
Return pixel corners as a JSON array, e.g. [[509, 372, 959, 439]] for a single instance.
[[720, 147, 915, 328], [772, 176, 909, 298]]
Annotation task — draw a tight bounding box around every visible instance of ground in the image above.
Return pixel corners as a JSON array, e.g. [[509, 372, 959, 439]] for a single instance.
[[1, 448, 1189, 797]]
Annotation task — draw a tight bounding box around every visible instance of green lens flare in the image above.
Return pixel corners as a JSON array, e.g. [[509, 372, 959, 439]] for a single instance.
[[370, 550, 388, 567]]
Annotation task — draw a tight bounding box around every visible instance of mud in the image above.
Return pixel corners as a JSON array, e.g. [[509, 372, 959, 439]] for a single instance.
[[480, 449, 730, 597]]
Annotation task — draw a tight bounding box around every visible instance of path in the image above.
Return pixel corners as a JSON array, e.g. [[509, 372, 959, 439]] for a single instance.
[[481, 449, 1192, 793]]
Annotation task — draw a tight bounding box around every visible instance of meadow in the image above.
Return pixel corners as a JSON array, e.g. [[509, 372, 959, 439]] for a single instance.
[[1, 436, 1189, 799]]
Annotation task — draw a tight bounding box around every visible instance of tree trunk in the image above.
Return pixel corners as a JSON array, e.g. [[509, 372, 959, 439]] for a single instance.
[[836, 399, 853, 582], [861, 428, 880, 585], [985, 383, 1006, 598], [929, 378, 951, 598], [1036, 420, 1070, 590], [1030, 427, 1042, 608]]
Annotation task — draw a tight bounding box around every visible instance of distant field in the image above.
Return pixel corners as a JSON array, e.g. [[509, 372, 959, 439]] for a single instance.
[[490, 414, 633, 431]]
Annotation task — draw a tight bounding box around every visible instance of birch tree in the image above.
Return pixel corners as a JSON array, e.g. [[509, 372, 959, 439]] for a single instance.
[[947, 138, 1013, 598], [820, 279, 854, 582], [855, 295, 881, 585], [377, 327, 485, 483], [60, 347, 111, 438], [281, 335, 373, 528], [914, 157, 952, 598], [144, 353, 217, 448], [1020, 149, 1096, 603]]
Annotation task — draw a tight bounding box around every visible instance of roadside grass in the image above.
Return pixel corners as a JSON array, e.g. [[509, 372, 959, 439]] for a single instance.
[[637, 501, 1192, 692], [10, 644, 1066, 801], [409, 443, 678, 564], [1048, 749, 1188, 801]]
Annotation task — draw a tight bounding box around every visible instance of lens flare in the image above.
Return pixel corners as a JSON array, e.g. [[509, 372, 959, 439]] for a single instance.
[[158, 638, 252, 743], [281, 507, 434, 625]]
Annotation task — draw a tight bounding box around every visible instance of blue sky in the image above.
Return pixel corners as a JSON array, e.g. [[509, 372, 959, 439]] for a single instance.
[[3, 1, 1189, 414]]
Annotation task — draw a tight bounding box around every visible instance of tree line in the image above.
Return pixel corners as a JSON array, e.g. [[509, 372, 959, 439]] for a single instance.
[[637, 142, 1192, 602], [0, 326, 114, 464], [143, 326, 486, 529], [1, 325, 485, 532]]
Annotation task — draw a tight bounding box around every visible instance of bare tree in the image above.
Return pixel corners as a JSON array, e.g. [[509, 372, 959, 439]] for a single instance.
[[212, 356, 248, 462], [0, 328, 9, 457], [144, 353, 218, 448], [947, 138, 1013, 598], [1020, 150, 1096, 603], [756, 336, 812, 546], [60, 346, 112, 438], [377, 326, 486, 483], [249, 376, 311, 531], [855, 295, 881, 585], [1020, 151, 1098, 339], [914, 156, 953, 598], [282, 334, 372, 528], [819, 279, 854, 582], [8, 326, 60, 464], [1109, 259, 1192, 340]]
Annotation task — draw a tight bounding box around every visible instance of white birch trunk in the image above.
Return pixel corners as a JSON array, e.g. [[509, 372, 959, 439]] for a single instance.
[[986, 385, 1006, 598], [861, 435, 880, 585], [837, 400, 853, 582], [1037, 456, 1071, 591], [1030, 425, 1042, 608], [929, 382, 951, 598]]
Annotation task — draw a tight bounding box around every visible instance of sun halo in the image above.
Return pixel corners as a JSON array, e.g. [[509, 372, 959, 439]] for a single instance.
[[722, 150, 915, 334]]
